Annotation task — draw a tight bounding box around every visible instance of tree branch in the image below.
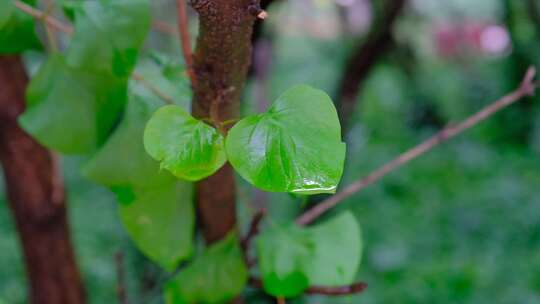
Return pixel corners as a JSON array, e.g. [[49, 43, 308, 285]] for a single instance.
[[241, 209, 266, 252], [297, 66, 538, 226], [336, 0, 407, 132], [176, 0, 197, 86], [190, 0, 257, 243], [115, 251, 128, 304], [0, 55, 86, 303], [249, 277, 368, 296]]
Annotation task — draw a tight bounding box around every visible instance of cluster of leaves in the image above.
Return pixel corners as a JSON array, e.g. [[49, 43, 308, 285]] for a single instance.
[[1, 0, 364, 302]]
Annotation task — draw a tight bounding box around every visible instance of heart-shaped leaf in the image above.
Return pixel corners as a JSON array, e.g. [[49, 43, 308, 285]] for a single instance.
[[144, 105, 226, 181], [256, 211, 362, 297], [226, 85, 346, 194], [83, 57, 194, 271], [165, 232, 248, 304]]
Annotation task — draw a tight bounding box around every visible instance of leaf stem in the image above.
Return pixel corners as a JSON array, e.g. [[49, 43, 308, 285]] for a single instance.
[[176, 0, 197, 87], [296, 66, 539, 226]]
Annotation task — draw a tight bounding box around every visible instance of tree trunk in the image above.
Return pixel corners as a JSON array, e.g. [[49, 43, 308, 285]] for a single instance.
[[0, 56, 86, 304], [190, 0, 257, 243]]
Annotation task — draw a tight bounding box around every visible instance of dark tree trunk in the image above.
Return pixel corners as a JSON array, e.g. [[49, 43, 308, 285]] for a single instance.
[[0, 56, 86, 304], [336, 0, 407, 132], [190, 0, 257, 243]]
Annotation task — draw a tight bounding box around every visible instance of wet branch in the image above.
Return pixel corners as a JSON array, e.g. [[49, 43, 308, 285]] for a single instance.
[[297, 67, 539, 226]]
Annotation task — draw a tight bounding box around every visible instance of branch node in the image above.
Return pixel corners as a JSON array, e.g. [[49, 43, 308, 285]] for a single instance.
[[248, 4, 267, 19], [520, 66, 537, 96]]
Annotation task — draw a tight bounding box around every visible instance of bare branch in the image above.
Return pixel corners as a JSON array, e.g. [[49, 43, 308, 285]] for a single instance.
[[14, 0, 73, 34], [115, 251, 128, 304], [152, 20, 176, 35], [176, 0, 197, 87], [132, 73, 174, 104], [241, 209, 266, 252], [296, 67, 539, 226]]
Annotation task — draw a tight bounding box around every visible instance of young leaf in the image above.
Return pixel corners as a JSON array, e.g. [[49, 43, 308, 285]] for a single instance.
[[19, 0, 150, 153], [256, 211, 362, 297], [119, 181, 194, 272], [226, 85, 346, 194], [144, 105, 227, 181], [0, 0, 41, 54], [165, 233, 248, 304]]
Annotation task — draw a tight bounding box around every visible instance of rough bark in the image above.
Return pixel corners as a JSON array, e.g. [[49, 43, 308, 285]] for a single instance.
[[0, 56, 86, 304], [336, 0, 407, 132], [190, 0, 257, 243]]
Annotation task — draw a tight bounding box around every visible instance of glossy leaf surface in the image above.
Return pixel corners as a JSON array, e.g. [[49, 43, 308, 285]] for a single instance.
[[0, 0, 41, 53], [165, 233, 248, 304], [144, 105, 226, 181], [256, 211, 362, 297], [226, 85, 346, 194]]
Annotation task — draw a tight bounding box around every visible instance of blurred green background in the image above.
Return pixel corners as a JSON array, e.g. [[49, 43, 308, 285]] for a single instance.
[[2, 0, 540, 303]]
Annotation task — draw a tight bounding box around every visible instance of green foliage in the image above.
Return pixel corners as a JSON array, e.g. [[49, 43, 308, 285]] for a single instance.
[[20, 54, 125, 153], [164, 233, 248, 304], [144, 105, 227, 181], [227, 85, 346, 194], [20, 0, 150, 153], [119, 181, 194, 272], [83, 57, 193, 270], [257, 211, 362, 297], [0, 0, 41, 53]]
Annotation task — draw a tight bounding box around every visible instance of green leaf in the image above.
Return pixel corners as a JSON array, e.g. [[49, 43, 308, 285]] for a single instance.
[[83, 94, 171, 187], [256, 211, 362, 297], [66, 0, 150, 77], [165, 233, 248, 304], [119, 180, 194, 272], [83, 59, 194, 270], [19, 0, 150, 153], [20, 54, 126, 153], [144, 105, 227, 181], [130, 55, 192, 108], [59, 0, 83, 21], [0, 0, 41, 54], [226, 85, 346, 194]]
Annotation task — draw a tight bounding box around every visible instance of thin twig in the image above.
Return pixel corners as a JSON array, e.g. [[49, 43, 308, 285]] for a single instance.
[[115, 251, 128, 304], [13, 0, 175, 105], [42, 0, 58, 52], [241, 209, 266, 252], [132, 73, 174, 104], [176, 0, 197, 87], [152, 20, 176, 35], [14, 0, 73, 34], [249, 277, 368, 296], [296, 66, 538, 226]]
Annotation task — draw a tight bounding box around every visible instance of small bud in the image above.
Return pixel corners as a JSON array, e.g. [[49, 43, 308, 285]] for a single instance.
[[248, 4, 268, 19], [257, 10, 268, 19]]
